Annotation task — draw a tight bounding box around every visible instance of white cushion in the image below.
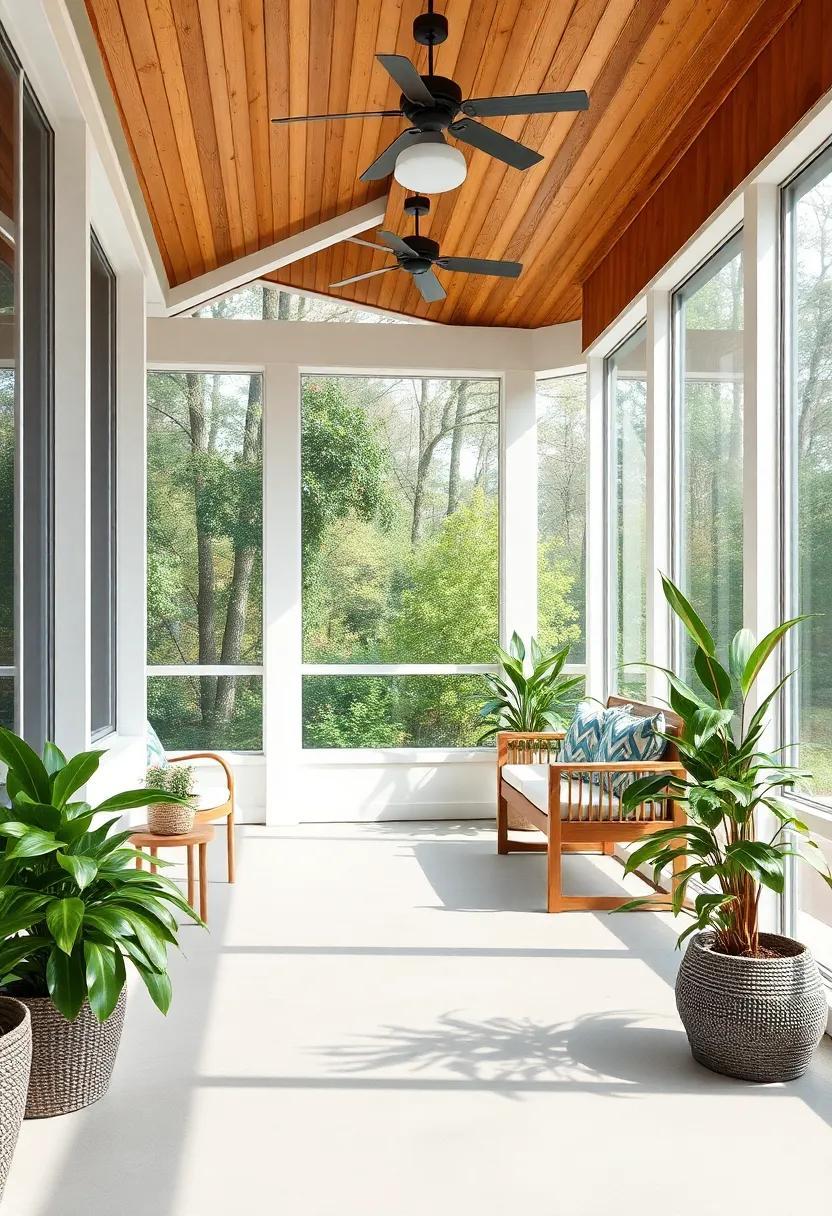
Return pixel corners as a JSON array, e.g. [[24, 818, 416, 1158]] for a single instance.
[[502, 764, 622, 821], [192, 778, 231, 813]]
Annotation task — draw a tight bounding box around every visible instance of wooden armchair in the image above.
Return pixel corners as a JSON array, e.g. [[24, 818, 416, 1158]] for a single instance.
[[169, 752, 236, 883], [497, 696, 686, 912]]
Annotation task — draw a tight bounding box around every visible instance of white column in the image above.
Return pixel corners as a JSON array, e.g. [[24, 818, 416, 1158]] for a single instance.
[[501, 369, 538, 647], [53, 121, 91, 755], [645, 290, 672, 701], [743, 182, 781, 931], [585, 354, 606, 698], [116, 267, 147, 737], [263, 362, 302, 824]]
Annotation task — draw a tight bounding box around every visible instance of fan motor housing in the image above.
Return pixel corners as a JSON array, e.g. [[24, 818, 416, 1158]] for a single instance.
[[401, 76, 462, 129], [401, 235, 440, 272]]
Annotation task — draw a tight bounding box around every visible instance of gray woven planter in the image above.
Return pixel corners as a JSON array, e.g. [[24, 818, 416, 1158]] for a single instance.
[[676, 931, 827, 1083], [21, 988, 127, 1118], [0, 997, 32, 1201]]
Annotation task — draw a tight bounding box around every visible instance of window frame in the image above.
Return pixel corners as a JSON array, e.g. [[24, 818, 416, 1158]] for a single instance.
[[89, 227, 117, 741]]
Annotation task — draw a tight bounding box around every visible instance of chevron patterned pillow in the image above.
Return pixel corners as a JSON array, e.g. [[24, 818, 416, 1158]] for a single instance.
[[595, 708, 666, 796], [560, 701, 607, 767]]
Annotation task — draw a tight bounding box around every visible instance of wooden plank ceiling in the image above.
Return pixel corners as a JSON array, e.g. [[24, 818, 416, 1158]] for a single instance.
[[84, 0, 796, 328]]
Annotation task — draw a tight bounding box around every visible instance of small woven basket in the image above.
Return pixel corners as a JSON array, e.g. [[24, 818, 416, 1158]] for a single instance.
[[0, 997, 32, 1198], [676, 931, 827, 1083], [22, 989, 127, 1118], [148, 800, 196, 836]]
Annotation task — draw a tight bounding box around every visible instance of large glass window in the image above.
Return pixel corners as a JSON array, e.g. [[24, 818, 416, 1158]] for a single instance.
[[607, 325, 647, 698], [673, 235, 744, 685], [537, 374, 586, 661], [90, 230, 116, 739], [301, 374, 499, 748], [0, 32, 54, 746], [192, 282, 410, 323], [146, 371, 263, 750]]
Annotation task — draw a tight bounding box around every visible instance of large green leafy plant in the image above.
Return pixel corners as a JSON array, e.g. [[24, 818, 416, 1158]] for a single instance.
[[0, 727, 202, 1021], [619, 576, 832, 957], [477, 632, 583, 743]]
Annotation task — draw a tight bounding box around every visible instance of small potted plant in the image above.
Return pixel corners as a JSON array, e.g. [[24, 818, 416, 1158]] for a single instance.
[[0, 995, 31, 1198], [146, 764, 196, 836], [618, 576, 832, 1082], [0, 726, 202, 1117]]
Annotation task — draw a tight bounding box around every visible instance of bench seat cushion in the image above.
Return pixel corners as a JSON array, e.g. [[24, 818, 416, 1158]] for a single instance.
[[502, 764, 622, 821]]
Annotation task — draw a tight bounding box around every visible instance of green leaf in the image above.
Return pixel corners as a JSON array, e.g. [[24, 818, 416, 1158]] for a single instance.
[[741, 617, 809, 697], [94, 789, 189, 814], [508, 631, 525, 662], [0, 726, 51, 802], [84, 941, 124, 1022], [51, 751, 104, 808], [693, 649, 732, 707], [8, 797, 61, 832], [4, 827, 62, 860], [691, 706, 734, 748], [46, 945, 86, 1020], [123, 910, 168, 971], [134, 962, 172, 1014], [661, 574, 716, 656], [42, 741, 67, 777], [47, 896, 86, 955], [729, 629, 756, 683], [84, 907, 135, 938], [56, 852, 98, 892]]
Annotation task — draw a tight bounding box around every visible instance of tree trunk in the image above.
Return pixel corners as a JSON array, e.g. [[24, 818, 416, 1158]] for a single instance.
[[186, 372, 217, 722], [447, 381, 467, 515]]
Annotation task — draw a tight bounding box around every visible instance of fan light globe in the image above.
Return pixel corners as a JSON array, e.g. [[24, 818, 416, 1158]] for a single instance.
[[394, 142, 466, 193]]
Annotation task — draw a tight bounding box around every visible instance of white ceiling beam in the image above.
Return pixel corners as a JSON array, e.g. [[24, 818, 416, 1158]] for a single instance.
[[163, 197, 389, 316]]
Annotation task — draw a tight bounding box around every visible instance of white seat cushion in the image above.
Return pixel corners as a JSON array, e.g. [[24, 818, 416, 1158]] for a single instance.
[[192, 777, 231, 813], [502, 764, 623, 821]]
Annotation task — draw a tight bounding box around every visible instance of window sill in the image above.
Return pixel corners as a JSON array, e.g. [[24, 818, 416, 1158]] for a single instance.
[[298, 747, 496, 766]]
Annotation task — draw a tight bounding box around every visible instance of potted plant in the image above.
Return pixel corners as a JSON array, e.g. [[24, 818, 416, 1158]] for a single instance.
[[0, 996, 31, 1199], [618, 575, 832, 1082], [146, 764, 196, 835], [478, 633, 582, 830], [0, 725, 202, 1117]]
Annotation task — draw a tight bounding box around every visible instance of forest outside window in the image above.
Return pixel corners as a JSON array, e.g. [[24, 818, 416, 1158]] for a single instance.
[[147, 371, 263, 751], [191, 282, 410, 324], [301, 373, 500, 749], [607, 324, 647, 699], [672, 234, 743, 692]]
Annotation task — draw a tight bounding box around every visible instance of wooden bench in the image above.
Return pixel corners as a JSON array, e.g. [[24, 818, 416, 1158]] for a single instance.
[[497, 695, 687, 912]]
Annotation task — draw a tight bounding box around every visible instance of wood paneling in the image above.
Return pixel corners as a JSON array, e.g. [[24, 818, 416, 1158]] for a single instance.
[[583, 0, 832, 348], [84, 0, 805, 327]]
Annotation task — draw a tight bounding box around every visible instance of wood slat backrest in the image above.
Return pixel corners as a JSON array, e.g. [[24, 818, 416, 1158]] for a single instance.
[[606, 695, 682, 764]]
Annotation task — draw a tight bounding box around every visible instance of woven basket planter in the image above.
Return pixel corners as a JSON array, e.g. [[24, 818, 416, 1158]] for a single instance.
[[676, 931, 827, 1083], [148, 800, 196, 835], [21, 988, 127, 1118], [0, 997, 32, 1200]]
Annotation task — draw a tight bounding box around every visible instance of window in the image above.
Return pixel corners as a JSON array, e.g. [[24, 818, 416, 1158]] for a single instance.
[[301, 373, 500, 748], [607, 324, 647, 698], [192, 282, 411, 323], [146, 371, 263, 750], [673, 235, 744, 684], [537, 374, 586, 662], [90, 230, 116, 739], [0, 32, 54, 747]]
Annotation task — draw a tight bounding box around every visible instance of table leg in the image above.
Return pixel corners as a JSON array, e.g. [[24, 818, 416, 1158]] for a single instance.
[[187, 845, 195, 909], [135, 855, 142, 871], [150, 846, 158, 875], [199, 842, 208, 923]]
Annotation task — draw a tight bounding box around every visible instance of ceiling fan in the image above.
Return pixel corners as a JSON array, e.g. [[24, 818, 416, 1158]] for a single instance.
[[271, 1, 589, 193], [330, 194, 522, 304]]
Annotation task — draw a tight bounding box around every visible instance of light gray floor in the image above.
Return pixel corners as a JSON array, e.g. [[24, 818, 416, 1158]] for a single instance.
[[6, 822, 832, 1215]]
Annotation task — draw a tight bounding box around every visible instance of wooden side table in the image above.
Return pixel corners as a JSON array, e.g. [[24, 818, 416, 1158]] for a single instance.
[[129, 823, 215, 923]]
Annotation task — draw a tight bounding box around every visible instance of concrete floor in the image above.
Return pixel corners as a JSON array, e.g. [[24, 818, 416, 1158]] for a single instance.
[[6, 821, 832, 1216]]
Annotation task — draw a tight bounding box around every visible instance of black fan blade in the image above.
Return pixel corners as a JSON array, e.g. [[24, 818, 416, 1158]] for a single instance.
[[271, 110, 401, 125], [331, 265, 398, 289], [360, 128, 424, 182], [377, 229, 418, 257], [437, 256, 522, 279], [461, 90, 589, 118], [376, 54, 435, 106], [348, 236, 395, 252], [413, 269, 446, 303], [449, 118, 542, 170]]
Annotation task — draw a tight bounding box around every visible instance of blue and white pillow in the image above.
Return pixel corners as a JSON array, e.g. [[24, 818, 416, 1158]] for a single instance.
[[595, 708, 666, 796], [560, 701, 606, 766], [146, 721, 169, 769]]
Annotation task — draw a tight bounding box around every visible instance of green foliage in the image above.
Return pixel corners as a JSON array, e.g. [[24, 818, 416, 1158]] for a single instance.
[[616, 575, 832, 956], [477, 633, 582, 742], [145, 765, 195, 800], [0, 726, 202, 1021]]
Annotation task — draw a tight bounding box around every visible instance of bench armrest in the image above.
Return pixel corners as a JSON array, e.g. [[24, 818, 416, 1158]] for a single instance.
[[169, 751, 235, 796], [549, 761, 686, 775]]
